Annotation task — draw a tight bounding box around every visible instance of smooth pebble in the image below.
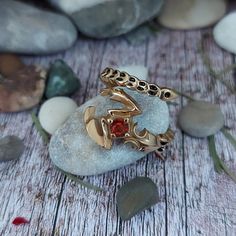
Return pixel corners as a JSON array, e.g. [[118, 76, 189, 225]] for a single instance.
[[0, 136, 25, 162], [49, 88, 169, 176], [39, 97, 77, 135], [178, 101, 224, 138], [158, 0, 227, 30], [213, 12, 236, 54], [117, 177, 159, 220], [48, 0, 164, 38], [0, 0, 77, 54], [46, 59, 81, 98]]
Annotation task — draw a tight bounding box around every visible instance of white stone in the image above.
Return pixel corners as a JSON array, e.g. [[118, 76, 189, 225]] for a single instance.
[[158, 0, 227, 30], [39, 97, 77, 135], [213, 12, 236, 55], [49, 89, 170, 176], [117, 65, 148, 81], [49, 0, 111, 14]]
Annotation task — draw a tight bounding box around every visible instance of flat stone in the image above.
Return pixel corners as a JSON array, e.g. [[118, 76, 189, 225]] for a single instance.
[[117, 177, 159, 220], [213, 12, 236, 55], [0, 136, 25, 162], [49, 88, 170, 176], [158, 0, 227, 30], [0, 65, 46, 112], [0, 0, 77, 54], [48, 0, 164, 38], [0, 54, 24, 77], [178, 101, 224, 138], [45, 60, 81, 98], [39, 97, 78, 135]]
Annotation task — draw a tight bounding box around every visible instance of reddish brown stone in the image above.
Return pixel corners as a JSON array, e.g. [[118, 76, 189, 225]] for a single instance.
[[0, 54, 24, 77], [0, 65, 46, 112]]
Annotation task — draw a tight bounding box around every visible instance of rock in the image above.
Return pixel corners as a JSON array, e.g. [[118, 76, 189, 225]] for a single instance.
[[45, 60, 81, 98], [0, 65, 46, 112], [178, 101, 224, 138], [117, 65, 148, 81], [117, 177, 159, 220], [49, 88, 170, 176], [0, 0, 77, 54], [48, 0, 164, 38], [124, 25, 155, 45], [213, 12, 236, 54], [0, 136, 25, 162], [0, 54, 24, 77], [39, 97, 78, 135], [158, 0, 227, 30]]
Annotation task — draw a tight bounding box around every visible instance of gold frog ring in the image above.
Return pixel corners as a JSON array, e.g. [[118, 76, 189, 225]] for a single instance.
[[84, 68, 177, 152]]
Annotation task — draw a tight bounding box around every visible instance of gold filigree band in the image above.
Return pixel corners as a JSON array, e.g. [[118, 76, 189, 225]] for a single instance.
[[84, 68, 177, 152]]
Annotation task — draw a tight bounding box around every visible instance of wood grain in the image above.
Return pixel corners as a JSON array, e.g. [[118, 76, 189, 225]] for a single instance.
[[0, 28, 235, 236]]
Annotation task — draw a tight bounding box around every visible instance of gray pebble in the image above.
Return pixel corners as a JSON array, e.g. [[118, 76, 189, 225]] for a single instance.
[[178, 101, 224, 138], [0, 136, 25, 162], [48, 0, 164, 38], [117, 177, 159, 220], [0, 0, 77, 54]]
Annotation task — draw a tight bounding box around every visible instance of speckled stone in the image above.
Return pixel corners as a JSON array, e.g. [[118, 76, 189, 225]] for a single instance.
[[178, 101, 224, 138], [45, 60, 81, 98], [0, 65, 46, 112], [49, 88, 170, 176], [0, 136, 25, 162]]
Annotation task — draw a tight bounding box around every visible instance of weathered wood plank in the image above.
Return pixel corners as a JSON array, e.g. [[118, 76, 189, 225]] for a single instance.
[[0, 26, 236, 236], [182, 30, 236, 236], [0, 39, 95, 236], [147, 30, 187, 236]]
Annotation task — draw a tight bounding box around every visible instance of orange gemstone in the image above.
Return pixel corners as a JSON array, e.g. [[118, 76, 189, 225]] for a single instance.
[[110, 118, 129, 137]]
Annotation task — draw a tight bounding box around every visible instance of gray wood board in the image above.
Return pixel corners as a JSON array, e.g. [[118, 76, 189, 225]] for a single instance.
[[0, 29, 235, 236]]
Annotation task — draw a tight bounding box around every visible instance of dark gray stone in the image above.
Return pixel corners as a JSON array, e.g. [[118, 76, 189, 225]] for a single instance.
[[0, 0, 77, 54], [0, 136, 25, 162], [178, 101, 224, 138], [48, 0, 164, 38], [117, 177, 159, 220]]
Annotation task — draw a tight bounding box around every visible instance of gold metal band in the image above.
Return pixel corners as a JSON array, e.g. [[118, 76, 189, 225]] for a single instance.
[[84, 68, 177, 152], [100, 67, 178, 101]]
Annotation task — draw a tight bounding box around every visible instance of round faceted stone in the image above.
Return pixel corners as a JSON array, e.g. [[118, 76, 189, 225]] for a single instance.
[[110, 118, 129, 137]]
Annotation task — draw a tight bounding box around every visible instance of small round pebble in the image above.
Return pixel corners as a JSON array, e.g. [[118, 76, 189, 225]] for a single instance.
[[39, 97, 77, 135], [213, 12, 236, 54], [178, 101, 224, 138], [0, 136, 25, 162]]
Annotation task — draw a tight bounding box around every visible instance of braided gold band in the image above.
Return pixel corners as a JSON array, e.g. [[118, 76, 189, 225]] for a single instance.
[[84, 68, 177, 152]]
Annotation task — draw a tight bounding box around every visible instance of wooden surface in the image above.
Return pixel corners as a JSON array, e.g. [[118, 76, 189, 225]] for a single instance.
[[0, 27, 236, 236]]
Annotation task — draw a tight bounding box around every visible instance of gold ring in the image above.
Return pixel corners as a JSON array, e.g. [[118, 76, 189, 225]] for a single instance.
[[84, 68, 177, 152]]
